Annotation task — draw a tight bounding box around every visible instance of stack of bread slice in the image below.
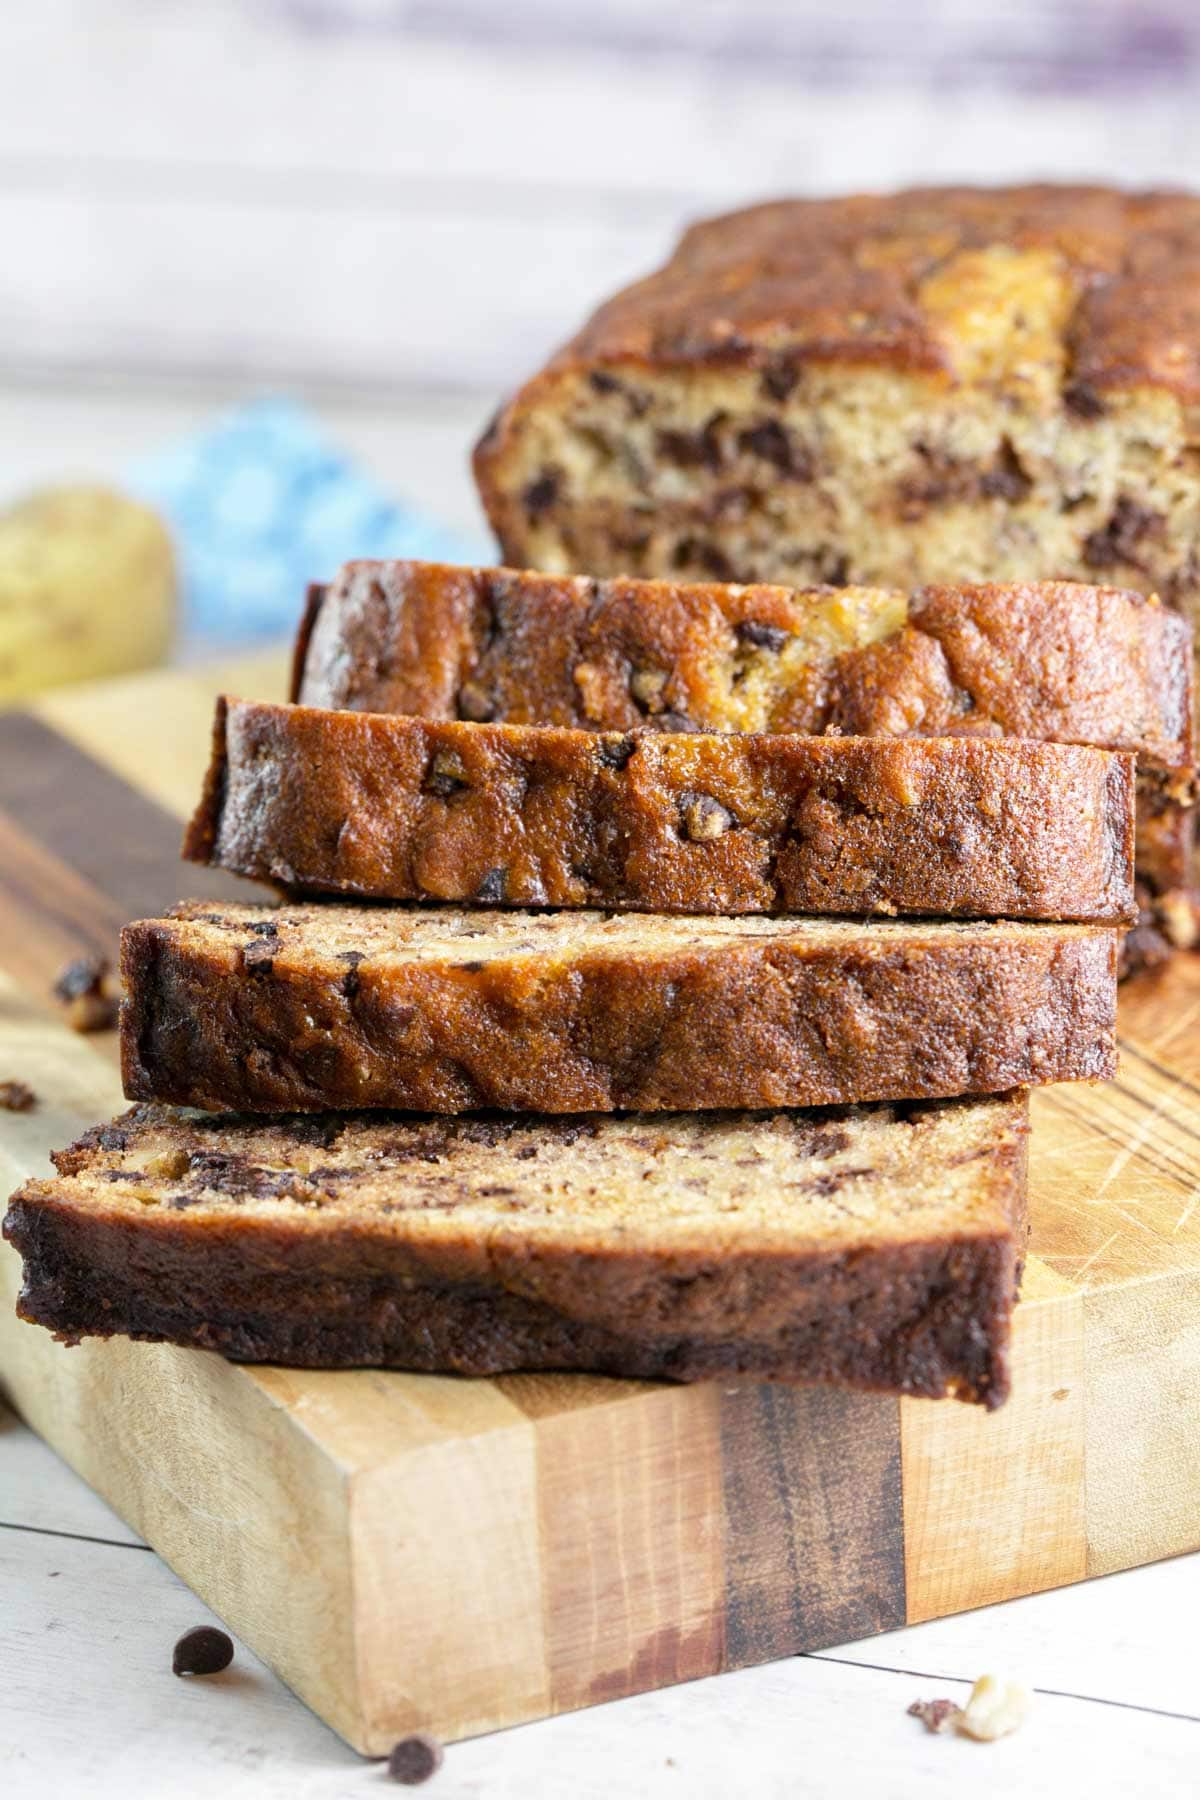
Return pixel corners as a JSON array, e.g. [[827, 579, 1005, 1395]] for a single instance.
[[10, 564, 1189, 1412]]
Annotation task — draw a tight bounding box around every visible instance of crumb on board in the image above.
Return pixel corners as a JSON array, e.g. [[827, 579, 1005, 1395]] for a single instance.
[[907, 1697, 962, 1734], [0, 1079, 36, 1112], [53, 954, 119, 1032]]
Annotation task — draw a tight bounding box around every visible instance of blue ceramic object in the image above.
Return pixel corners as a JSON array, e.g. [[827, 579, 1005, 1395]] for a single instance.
[[128, 396, 482, 648]]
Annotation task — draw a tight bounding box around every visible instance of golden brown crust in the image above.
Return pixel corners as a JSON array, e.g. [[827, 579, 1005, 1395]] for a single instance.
[[183, 700, 1137, 922], [288, 582, 329, 711], [3, 1095, 1030, 1405], [120, 904, 1119, 1114], [486, 185, 1200, 399], [294, 563, 1194, 765], [293, 561, 1192, 966]]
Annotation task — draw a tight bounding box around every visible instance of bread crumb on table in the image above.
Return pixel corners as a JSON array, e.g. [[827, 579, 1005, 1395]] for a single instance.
[[907, 1697, 962, 1734]]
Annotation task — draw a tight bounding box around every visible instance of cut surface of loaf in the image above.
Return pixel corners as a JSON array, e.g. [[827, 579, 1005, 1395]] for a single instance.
[[473, 185, 1200, 648], [121, 902, 1119, 1114], [3, 1093, 1030, 1406], [294, 561, 1195, 957], [184, 700, 1136, 923]]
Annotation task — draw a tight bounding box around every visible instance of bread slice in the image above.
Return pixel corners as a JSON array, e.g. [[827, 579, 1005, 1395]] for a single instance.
[[3, 1093, 1030, 1406], [471, 186, 1200, 645], [121, 903, 1119, 1114], [293, 562, 1195, 960], [294, 564, 1193, 764], [183, 700, 1136, 922]]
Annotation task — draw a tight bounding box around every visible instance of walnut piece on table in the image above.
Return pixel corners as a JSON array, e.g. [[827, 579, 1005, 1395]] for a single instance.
[[958, 1674, 1032, 1741], [908, 1674, 1031, 1742]]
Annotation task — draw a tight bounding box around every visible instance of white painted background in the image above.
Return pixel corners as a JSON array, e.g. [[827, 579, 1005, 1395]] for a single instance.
[[2, 0, 1200, 522], [3, 5, 1200, 1794], [5, 1, 1200, 394], [4, 0, 1200, 536]]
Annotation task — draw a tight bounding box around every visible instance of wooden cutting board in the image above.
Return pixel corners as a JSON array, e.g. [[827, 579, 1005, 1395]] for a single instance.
[[1, 654, 1199, 1756]]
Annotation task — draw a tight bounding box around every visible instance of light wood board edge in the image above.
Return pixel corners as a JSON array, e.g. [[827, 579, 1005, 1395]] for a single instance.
[[1084, 1268, 1200, 1577], [900, 1258, 1087, 1623]]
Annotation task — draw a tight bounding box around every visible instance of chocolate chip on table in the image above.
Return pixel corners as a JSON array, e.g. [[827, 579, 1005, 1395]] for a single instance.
[[0, 1079, 36, 1111], [172, 1626, 234, 1677], [52, 955, 118, 1033], [679, 792, 735, 842], [387, 1733, 444, 1785]]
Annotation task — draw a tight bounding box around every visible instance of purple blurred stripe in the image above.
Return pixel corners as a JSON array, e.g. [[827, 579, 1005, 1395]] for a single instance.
[[258, 0, 1200, 93]]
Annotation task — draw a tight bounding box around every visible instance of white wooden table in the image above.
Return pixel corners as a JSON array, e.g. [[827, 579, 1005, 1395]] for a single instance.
[[4, 1396, 1198, 1798]]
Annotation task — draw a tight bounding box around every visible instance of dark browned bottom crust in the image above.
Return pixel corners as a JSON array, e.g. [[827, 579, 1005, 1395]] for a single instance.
[[6, 1199, 1020, 1407], [184, 699, 1137, 922]]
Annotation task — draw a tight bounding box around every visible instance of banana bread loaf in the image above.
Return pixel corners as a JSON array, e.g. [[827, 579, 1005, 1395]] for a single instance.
[[3, 1092, 1029, 1405], [294, 561, 1194, 956], [121, 903, 1119, 1114], [184, 701, 1136, 922], [473, 185, 1200, 644]]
